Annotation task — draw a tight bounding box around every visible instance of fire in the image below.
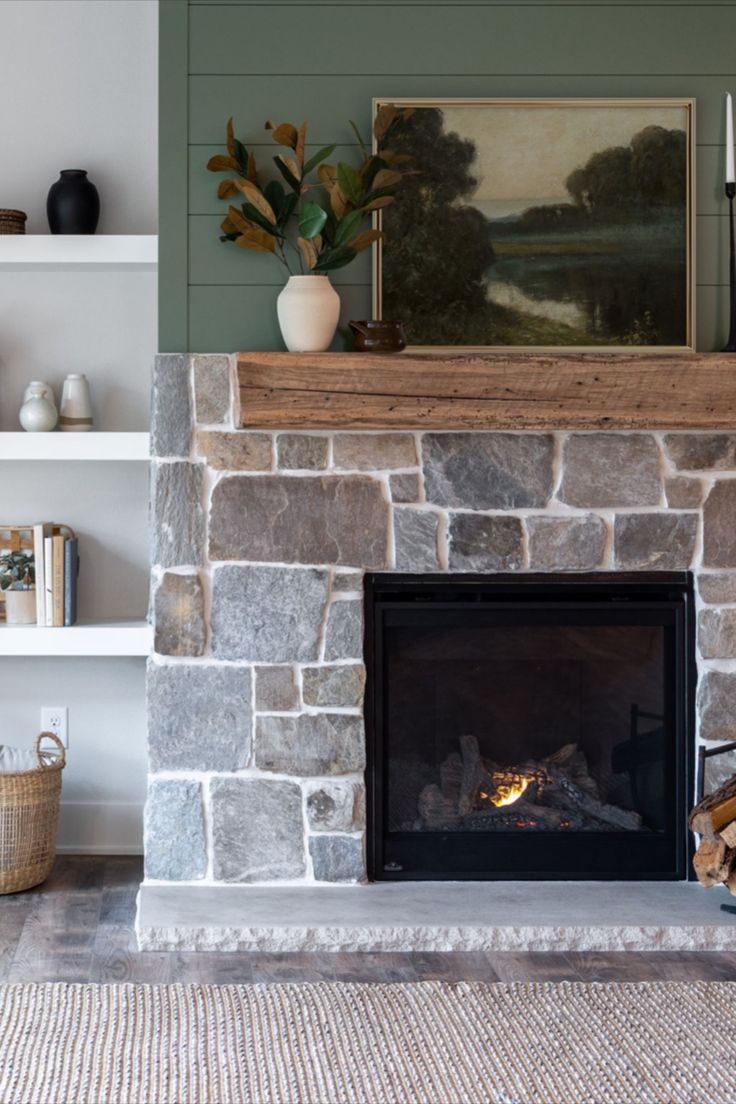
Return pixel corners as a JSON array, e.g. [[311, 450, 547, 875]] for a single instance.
[[489, 778, 530, 807]]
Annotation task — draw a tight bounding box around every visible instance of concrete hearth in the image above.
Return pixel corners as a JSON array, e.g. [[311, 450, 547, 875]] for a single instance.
[[137, 881, 736, 953]]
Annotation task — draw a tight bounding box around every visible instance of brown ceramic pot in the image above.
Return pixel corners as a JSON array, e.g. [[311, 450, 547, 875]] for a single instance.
[[349, 319, 407, 353]]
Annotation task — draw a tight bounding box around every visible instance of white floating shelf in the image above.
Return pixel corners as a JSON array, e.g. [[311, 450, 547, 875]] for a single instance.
[[0, 620, 151, 657], [0, 432, 150, 461], [0, 235, 157, 269]]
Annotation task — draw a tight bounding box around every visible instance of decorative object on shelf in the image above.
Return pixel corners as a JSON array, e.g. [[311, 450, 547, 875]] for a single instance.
[[22, 381, 54, 405], [206, 113, 411, 351], [59, 373, 93, 431], [0, 209, 26, 235], [0, 731, 65, 894], [373, 98, 694, 351], [46, 170, 100, 234], [349, 319, 406, 353], [19, 382, 58, 432], [0, 549, 35, 625], [0, 524, 76, 626], [723, 93, 736, 352]]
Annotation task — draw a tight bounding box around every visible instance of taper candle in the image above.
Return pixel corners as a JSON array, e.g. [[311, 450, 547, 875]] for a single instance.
[[727, 93, 735, 182]]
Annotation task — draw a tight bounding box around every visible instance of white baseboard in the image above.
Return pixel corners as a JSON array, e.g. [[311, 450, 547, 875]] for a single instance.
[[57, 802, 143, 854]]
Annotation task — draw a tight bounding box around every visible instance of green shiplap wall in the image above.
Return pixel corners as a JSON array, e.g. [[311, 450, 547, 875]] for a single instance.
[[160, 0, 736, 352]]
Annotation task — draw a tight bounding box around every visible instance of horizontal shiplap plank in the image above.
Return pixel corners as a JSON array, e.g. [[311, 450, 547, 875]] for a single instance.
[[192, 2, 735, 6], [190, 75, 729, 145], [187, 283, 727, 354], [190, 5, 736, 75]]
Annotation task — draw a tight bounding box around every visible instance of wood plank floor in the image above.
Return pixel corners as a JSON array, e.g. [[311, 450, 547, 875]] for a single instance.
[[1, 857, 736, 984]]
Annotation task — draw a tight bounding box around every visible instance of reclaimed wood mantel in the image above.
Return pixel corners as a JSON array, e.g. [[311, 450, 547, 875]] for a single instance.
[[235, 352, 736, 430]]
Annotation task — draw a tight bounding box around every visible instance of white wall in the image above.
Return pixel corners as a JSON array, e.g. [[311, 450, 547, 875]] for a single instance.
[[0, 0, 158, 853]]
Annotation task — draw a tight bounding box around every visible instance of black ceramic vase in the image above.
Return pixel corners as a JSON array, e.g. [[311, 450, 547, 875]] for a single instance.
[[47, 170, 100, 234]]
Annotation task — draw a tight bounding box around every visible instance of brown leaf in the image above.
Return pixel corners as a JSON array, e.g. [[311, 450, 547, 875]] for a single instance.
[[220, 215, 237, 236], [247, 151, 258, 184], [227, 205, 252, 234], [277, 154, 301, 182], [226, 117, 235, 158], [318, 164, 337, 190], [207, 154, 240, 173], [235, 228, 275, 253], [217, 178, 240, 200], [348, 228, 382, 251], [379, 149, 412, 165], [272, 123, 298, 149], [264, 119, 275, 130], [297, 236, 318, 270], [295, 122, 307, 166], [313, 233, 323, 253], [330, 184, 348, 218], [371, 168, 402, 190], [373, 104, 397, 143], [233, 179, 277, 224], [364, 195, 395, 212]]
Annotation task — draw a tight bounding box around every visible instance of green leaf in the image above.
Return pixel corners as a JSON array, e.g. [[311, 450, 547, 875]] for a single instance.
[[321, 209, 338, 246], [233, 138, 249, 176], [298, 202, 328, 239], [303, 144, 337, 176], [277, 192, 298, 230], [263, 179, 286, 218], [273, 154, 301, 193], [334, 209, 363, 247], [336, 162, 362, 206], [313, 245, 358, 274]]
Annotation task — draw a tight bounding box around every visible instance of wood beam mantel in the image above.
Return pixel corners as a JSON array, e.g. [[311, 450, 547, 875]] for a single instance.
[[235, 352, 736, 430]]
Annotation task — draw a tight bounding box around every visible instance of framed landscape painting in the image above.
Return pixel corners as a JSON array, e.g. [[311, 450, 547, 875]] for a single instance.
[[373, 98, 694, 351]]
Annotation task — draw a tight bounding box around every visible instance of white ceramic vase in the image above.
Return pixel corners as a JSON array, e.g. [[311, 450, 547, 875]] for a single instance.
[[19, 383, 58, 432], [276, 275, 340, 353], [59, 373, 93, 432], [4, 589, 36, 625]]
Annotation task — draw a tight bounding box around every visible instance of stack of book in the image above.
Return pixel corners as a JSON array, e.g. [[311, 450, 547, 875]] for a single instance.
[[32, 524, 78, 627]]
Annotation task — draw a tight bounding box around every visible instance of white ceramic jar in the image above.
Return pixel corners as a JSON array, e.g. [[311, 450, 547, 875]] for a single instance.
[[19, 382, 58, 432], [276, 275, 340, 353], [4, 590, 36, 625], [59, 373, 93, 431]]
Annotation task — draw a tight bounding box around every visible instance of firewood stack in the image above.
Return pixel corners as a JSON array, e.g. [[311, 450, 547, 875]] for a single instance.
[[689, 774, 736, 894]]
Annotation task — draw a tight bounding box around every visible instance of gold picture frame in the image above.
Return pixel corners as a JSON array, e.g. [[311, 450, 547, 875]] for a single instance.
[[372, 98, 695, 352]]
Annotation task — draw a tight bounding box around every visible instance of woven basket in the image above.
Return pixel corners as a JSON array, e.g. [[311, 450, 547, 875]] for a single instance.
[[0, 732, 65, 894], [0, 209, 27, 234]]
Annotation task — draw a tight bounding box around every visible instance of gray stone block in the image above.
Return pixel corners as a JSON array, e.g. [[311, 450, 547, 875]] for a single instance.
[[211, 565, 329, 662], [664, 434, 736, 471], [665, 476, 704, 509], [332, 570, 364, 593], [698, 670, 736, 742], [448, 514, 524, 571], [559, 434, 661, 507], [333, 434, 417, 471], [154, 572, 206, 657], [147, 662, 251, 771], [306, 781, 365, 833], [209, 475, 389, 567], [255, 666, 299, 712], [526, 515, 606, 572], [151, 462, 205, 568], [144, 779, 207, 881], [614, 513, 697, 570], [423, 433, 554, 509], [698, 573, 736, 605], [699, 609, 736, 659], [309, 835, 364, 882], [390, 472, 422, 503], [196, 431, 272, 471], [323, 600, 363, 660], [302, 664, 365, 708], [394, 509, 441, 571], [211, 778, 305, 883], [277, 434, 329, 470], [255, 713, 365, 775], [151, 354, 191, 458], [193, 354, 230, 425], [703, 481, 736, 567]]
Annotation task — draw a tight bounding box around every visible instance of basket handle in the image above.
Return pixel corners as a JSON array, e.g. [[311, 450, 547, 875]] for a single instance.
[[35, 731, 66, 770]]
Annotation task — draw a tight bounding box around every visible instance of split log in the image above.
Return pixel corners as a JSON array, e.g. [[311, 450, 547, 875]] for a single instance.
[[439, 752, 463, 802], [458, 734, 493, 815], [543, 743, 599, 799], [417, 784, 461, 829], [719, 820, 736, 849], [689, 773, 736, 839], [692, 839, 736, 888], [540, 765, 643, 831]]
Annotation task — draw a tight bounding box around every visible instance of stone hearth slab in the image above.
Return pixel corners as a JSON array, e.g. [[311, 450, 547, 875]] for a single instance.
[[136, 882, 736, 953]]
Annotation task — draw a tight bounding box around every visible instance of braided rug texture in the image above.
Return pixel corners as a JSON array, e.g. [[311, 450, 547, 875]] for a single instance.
[[0, 980, 733, 1104]]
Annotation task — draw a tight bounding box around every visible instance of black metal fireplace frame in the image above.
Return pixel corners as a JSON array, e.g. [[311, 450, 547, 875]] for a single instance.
[[364, 572, 696, 882]]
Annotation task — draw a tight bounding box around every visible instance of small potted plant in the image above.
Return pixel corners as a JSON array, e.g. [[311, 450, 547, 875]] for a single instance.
[[0, 551, 35, 624], [207, 107, 412, 352]]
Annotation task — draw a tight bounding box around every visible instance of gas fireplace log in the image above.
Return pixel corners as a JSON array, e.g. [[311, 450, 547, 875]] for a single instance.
[[458, 734, 495, 815], [440, 752, 463, 802], [689, 774, 736, 839], [692, 839, 736, 888], [418, 784, 462, 829], [719, 820, 736, 849], [540, 766, 643, 831], [461, 802, 585, 831]]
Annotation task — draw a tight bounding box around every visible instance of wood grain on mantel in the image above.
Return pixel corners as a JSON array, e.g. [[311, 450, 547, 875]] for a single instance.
[[235, 352, 736, 430]]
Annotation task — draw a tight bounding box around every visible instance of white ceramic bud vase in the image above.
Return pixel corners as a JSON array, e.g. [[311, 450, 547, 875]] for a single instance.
[[277, 275, 340, 353], [59, 373, 93, 431], [19, 382, 58, 432]]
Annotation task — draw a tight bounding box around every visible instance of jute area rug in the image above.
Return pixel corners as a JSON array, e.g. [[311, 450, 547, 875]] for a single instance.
[[0, 980, 733, 1104]]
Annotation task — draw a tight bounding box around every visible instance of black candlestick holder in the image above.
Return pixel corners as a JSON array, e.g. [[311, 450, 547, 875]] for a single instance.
[[724, 181, 736, 351]]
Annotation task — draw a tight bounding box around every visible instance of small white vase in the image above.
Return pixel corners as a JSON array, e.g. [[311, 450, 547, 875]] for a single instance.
[[23, 380, 55, 405], [19, 383, 58, 432], [277, 275, 340, 353], [4, 589, 36, 625], [59, 373, 93, 431]]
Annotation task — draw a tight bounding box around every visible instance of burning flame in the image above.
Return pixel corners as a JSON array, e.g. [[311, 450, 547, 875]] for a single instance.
[[485, 778, 531, 808]]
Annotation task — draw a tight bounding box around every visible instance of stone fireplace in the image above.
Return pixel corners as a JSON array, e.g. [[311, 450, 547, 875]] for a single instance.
[[145, 353, 736, 893]]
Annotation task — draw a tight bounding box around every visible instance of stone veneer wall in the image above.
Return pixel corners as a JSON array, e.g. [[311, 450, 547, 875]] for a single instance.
[[146, 354, 736, 885]]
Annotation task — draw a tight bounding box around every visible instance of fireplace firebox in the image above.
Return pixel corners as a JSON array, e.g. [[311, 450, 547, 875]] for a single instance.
[[365, 573, 695, 881]]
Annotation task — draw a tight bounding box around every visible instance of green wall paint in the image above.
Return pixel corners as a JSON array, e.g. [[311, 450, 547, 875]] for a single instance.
[[160, 0, 735, 352]]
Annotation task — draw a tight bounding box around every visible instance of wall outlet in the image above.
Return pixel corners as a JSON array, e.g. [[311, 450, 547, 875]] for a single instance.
[[40, 706, 68, 748]]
